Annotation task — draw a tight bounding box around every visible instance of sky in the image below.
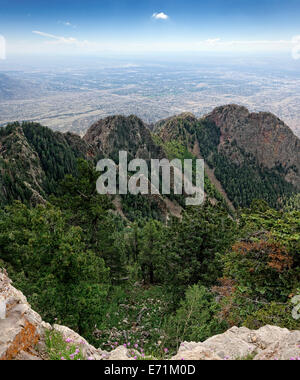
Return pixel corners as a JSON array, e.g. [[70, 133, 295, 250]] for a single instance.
[[0, 0, 300, 58]]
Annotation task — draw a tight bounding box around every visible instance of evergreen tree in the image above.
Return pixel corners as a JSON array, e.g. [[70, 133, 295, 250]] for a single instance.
[[51, 159, 127, 283]]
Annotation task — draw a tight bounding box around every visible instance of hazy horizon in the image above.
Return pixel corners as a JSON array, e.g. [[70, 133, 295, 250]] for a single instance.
[[0, 0, 299, 136]]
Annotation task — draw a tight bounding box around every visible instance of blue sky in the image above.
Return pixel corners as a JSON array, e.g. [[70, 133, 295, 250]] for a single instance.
[[0, 0, 300, 56]]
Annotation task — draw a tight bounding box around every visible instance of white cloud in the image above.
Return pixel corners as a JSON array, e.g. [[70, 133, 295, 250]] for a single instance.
[[0, 35, 6, 60], [205, 38, 221, 45], [292, 35, 300, 44], [152, 12, 169, 20], [292, 35, 300, 60], [32, 30, 81, 45], [27, 32, 297, 56], [57, 20, 76, 28]]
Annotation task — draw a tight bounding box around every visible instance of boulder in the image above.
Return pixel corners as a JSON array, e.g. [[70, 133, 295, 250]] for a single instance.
[[108, 346, 135, 360], [171, 325, 300, 360], [253, 326, 300, 360], [0, 269, 50, 360], [171, 344, 221, 360]]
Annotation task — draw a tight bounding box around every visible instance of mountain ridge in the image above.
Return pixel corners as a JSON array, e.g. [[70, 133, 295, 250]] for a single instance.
[[154, 105, 299, 208], [0, 104, 299, 210], [205, 104, 300, 189]]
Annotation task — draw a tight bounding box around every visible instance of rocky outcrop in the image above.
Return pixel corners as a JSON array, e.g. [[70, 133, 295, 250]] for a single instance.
[[0, 269, 50, 360], [204, 104, 300, 189], [0, 270, 146, 360], [1, 269, 300, 361], [84, 115, 165, 161], [172, 326, 300, 361], [52, 324, 106, 361], [154, 106, 300, 208]]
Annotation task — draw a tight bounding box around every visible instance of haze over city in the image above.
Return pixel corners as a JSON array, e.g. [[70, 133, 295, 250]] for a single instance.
[[0, 0, 299, 136]]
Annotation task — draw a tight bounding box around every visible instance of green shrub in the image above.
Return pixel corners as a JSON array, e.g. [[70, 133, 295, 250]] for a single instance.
[[164, 285, 227, 351], [0, 201, 110, 340], [243, 302, 300, 330]]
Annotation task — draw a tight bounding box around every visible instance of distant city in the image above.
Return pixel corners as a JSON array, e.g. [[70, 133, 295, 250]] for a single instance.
[[0, 57, 299, 137]]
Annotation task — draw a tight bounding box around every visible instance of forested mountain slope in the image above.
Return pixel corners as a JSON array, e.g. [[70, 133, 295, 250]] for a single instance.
[[0, 105, 299, 210], [154, 105, 300, 208], [83, 114, 165, 162], [0, 122, 92, 205], [0, 107, 299, 358]]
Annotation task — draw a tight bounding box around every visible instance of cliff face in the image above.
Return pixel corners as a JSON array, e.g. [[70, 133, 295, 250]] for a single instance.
[[1, 269, 300, 361], [205, 105, 300, 190], [0, 269, 49, 360], [154, 106, 300, 208], [84, 115, 165, 162]]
